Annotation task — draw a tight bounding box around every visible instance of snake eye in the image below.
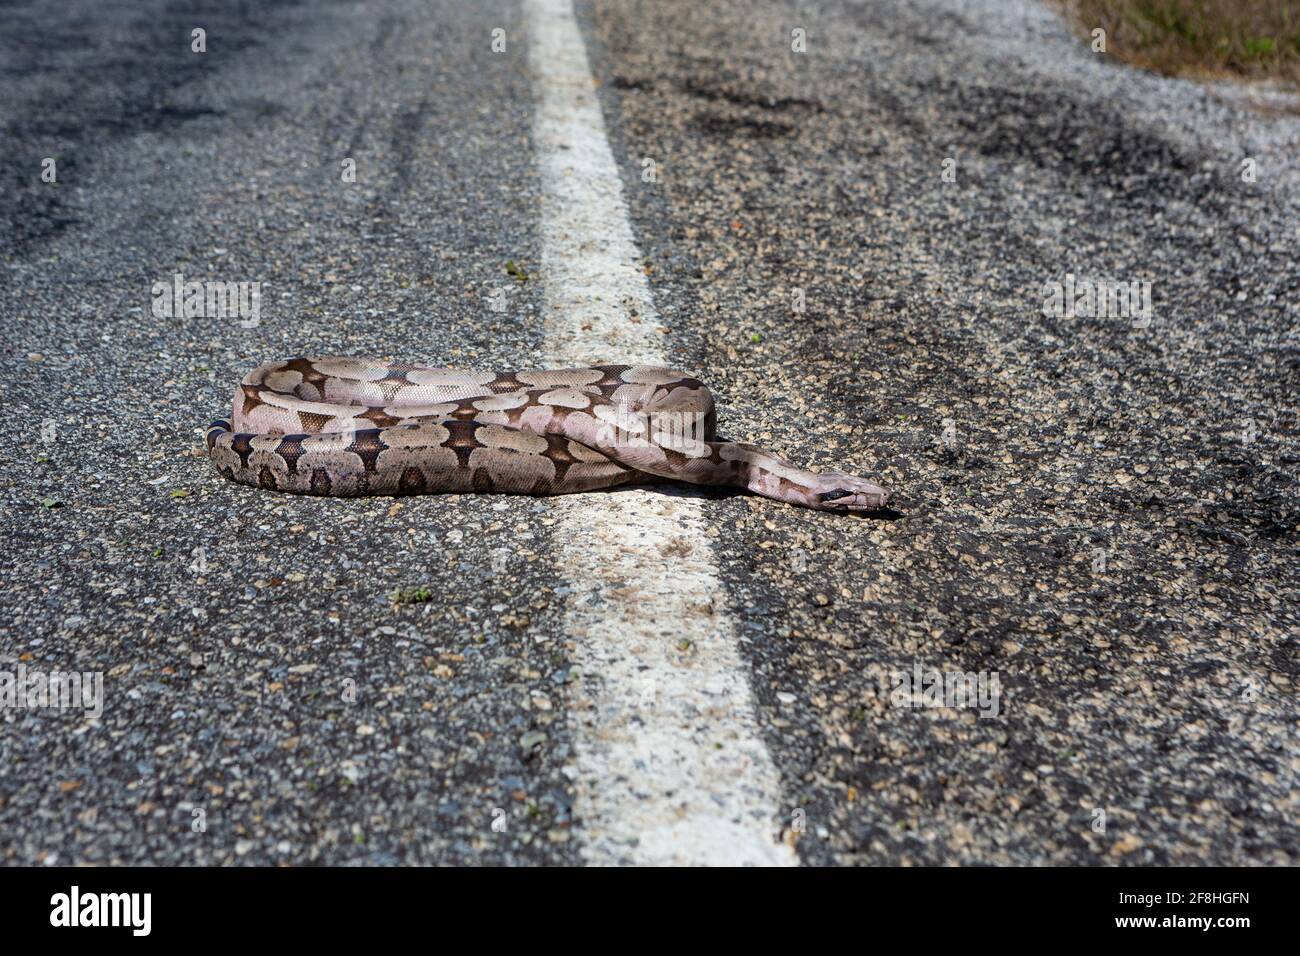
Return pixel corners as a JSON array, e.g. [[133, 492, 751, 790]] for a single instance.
[[818, 489, 853, 502]]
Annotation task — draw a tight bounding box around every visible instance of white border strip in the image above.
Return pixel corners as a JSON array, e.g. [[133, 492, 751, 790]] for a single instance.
[[526, 0, 795, 866]]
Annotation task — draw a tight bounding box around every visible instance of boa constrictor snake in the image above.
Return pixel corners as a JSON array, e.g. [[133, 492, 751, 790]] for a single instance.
[[206, 358, 889, 512]]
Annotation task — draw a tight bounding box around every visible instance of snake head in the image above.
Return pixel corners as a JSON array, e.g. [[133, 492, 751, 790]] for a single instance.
[[811, 471, 889, 512]]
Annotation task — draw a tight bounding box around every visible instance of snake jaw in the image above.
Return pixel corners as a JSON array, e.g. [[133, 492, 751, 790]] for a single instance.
[[820, 490, 889, 511]]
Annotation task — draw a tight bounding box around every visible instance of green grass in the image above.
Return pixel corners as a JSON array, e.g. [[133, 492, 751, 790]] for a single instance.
[[389, 586, 433, 605]]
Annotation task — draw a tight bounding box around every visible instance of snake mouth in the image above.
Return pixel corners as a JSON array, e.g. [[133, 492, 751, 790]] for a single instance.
[[818, 489, 854, 503], [817, 487, 890, 511]]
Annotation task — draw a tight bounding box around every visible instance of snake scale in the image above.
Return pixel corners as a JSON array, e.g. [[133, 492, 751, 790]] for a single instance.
[[206, 357, 889, 512]]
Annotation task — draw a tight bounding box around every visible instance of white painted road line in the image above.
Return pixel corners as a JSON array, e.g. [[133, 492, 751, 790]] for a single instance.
[[525, 0, 796, 866]]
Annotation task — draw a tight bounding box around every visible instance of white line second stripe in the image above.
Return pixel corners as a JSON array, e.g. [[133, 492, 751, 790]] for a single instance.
[[525, 0, 796, 866]]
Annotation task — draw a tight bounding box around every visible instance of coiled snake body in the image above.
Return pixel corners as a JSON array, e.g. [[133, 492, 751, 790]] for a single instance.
[[206, 358, 888, 512]]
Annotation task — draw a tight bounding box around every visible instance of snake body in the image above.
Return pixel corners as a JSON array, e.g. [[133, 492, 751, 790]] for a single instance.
[[206, 358, 888, 511]]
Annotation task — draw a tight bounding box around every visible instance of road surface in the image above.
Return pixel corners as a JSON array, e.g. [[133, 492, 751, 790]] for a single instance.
[[1, 0, 1296, 865]]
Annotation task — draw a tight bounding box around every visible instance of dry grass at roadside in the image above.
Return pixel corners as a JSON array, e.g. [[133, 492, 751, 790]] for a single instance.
[[1062, 1, 1300, 84]]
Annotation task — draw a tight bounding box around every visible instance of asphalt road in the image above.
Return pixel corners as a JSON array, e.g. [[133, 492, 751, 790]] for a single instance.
[[1, 0, 1297, 865]]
